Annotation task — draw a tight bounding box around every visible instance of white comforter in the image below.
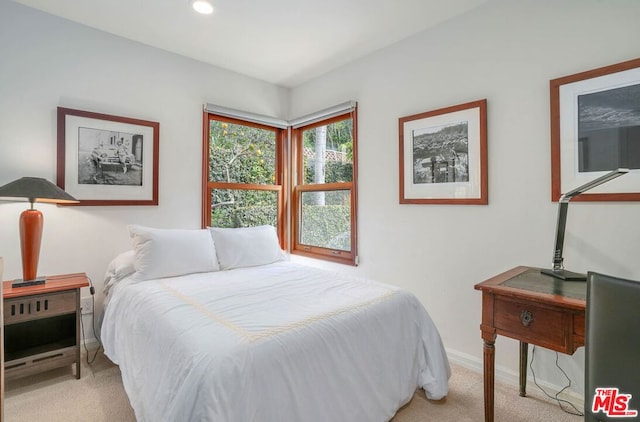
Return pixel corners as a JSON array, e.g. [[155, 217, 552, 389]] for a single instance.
[[101, 261, 450, 422]]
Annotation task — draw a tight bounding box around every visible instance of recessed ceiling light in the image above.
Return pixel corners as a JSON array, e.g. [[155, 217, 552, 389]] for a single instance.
[[192, 0, 214, 15]]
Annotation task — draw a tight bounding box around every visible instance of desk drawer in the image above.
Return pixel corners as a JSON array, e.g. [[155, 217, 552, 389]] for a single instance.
[[494, 297, 565, 348], [573, 314, 585, 346]]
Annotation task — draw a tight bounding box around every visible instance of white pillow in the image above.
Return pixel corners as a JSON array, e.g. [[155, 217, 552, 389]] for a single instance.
[[128, 225, 220, 280], [103, 250, 136, 298], [209, 225, 286, 270], [108, 250, 136, 280]]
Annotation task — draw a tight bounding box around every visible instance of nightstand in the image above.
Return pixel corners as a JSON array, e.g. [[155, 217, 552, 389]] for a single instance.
[[3, 273, 89, 381]]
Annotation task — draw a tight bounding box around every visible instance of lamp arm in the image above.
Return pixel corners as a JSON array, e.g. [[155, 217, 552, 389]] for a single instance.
[[551, 168, 628, 270], [542, 168, 629, 281], [562, 168, 630, 199], [551, 200, 569, 271]]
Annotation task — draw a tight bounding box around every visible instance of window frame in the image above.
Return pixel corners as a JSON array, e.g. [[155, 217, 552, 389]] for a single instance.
[[201, 104, 358, 266], [290, 109, 358, 265], [201, 112, 288, 248]]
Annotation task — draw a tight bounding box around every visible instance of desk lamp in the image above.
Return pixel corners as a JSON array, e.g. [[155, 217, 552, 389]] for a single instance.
[[541, 168, 629, 281], [0, 177, 78, 287]]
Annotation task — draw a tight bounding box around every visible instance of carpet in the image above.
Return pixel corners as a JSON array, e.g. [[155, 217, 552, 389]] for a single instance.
[[4, 350, 583, 421]]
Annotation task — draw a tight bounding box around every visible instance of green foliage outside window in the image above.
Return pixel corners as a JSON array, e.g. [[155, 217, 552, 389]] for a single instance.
[[304, 161, 353, 189], [210, 190, 277, 228], [209, 120, 276, 184], [208, 117, 353, 252], [301, 204, 351, 251], [209, 121, 277, 228], [303, 119, 354, 161], [299, 118, 353, 250]]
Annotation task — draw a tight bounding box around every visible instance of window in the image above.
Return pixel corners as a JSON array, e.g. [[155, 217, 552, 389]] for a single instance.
[[202, 114, 286, 246], [291, 111, 357, 265], [202, 103, 357, 265]]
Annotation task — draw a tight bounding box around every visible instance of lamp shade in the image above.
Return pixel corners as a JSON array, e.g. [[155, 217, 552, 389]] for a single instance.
[[0, 177, 78, 204], [0, 177, 78, 285]]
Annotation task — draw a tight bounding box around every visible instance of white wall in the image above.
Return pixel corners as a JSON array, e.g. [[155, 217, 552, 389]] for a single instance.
[[1, 0, 639, 403], [289, 0, 640, 398], [0, 0, 288, 338]]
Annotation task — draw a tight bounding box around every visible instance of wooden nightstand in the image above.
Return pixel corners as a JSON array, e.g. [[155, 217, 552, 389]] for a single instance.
[[3, 273, 89, 381]]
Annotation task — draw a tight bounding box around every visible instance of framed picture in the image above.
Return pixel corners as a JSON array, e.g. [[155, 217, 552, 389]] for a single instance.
[[550, 58, 640, 201], [57, 107, 159, 206], [399, 99, 488, 204]]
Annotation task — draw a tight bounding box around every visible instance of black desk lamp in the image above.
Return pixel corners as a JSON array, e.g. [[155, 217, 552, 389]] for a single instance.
[[541, 168, 629, 281]]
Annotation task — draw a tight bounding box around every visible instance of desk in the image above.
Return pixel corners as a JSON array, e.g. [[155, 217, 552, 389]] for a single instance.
[[474, 266, 586, 422]]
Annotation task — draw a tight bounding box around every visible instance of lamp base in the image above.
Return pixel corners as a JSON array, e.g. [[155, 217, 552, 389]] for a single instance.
[[12, 277, 46, 288], [540, 268, 586, 281]]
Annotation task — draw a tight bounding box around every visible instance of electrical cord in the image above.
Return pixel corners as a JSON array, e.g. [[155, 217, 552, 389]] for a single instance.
[[529, 345, 584, 416], [80, 275, 103, 365]]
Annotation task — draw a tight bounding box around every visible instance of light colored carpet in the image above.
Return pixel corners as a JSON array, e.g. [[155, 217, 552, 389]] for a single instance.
[[4, 349, 583, 421], [392, 365, 583, 422]]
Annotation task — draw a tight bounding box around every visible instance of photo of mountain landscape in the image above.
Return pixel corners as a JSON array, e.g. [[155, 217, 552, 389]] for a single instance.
[[412, 121, 469, 184], [577, 83, 640, 172]]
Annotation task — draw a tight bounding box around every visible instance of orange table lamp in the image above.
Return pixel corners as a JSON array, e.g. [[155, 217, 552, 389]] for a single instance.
[[0, 177, 78, 287]]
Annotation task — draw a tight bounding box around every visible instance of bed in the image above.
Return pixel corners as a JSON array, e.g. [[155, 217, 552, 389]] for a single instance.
[[100, 225, 450, 422]]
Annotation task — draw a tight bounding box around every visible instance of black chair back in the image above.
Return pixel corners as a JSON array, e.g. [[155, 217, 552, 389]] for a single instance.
[[585, 271, 640, 421]]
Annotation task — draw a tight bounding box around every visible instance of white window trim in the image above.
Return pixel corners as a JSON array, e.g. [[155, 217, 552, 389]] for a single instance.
[[203, 101, 357, 129]]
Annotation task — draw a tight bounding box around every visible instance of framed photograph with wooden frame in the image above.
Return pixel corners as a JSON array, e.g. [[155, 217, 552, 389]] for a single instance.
[[57, 107, 159, 206], [399, 99, 488, 204], [550, 58, 640, 202]]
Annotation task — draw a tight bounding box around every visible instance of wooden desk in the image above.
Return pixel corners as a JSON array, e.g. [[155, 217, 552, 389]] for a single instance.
[[474, 266, 586, 422]]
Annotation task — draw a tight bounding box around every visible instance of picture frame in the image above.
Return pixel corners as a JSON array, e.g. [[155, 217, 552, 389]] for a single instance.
[[399, 99, 488, 204], [550, 58, 640, 202], [57, 107, 159, 206]]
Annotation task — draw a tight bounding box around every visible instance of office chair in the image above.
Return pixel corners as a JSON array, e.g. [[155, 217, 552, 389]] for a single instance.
[[585, 271, 640, 421]]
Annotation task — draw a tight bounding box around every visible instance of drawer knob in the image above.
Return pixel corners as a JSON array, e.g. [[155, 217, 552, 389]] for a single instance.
[[520, 310, 534, 327]]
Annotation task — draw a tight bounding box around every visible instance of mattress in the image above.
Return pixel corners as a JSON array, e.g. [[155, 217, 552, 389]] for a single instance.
[[100, 260, 450, 421]]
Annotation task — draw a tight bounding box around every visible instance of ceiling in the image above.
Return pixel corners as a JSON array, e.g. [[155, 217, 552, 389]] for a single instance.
[[12, 0, 488, 88]]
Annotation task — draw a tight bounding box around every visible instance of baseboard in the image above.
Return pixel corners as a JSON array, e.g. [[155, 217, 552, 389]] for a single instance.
[[446, 348, 584, 410], [80, 311, 102, 349], [80, 337, 101, 352]]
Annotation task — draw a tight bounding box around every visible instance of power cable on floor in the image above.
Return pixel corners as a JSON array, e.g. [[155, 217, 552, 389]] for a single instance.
[[529, 345, 584, 416]]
